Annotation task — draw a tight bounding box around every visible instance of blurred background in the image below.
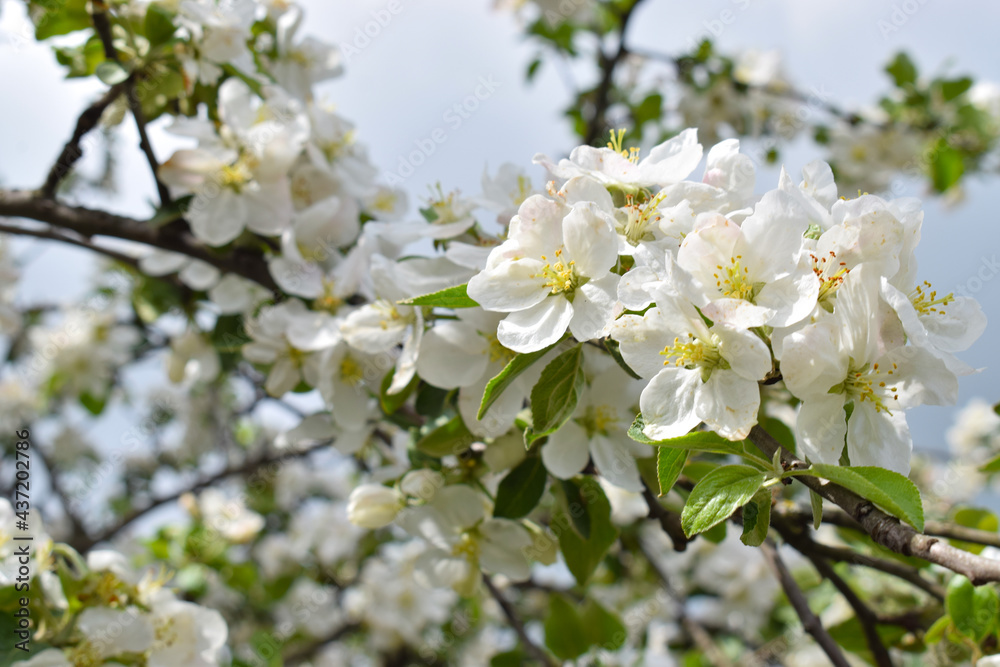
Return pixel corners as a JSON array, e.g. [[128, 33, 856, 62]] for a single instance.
[[2, 0, 999, 463]]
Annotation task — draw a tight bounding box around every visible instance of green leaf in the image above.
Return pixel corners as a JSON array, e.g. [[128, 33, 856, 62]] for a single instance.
[[478, 339, 563, 420], [144, 4, 177, 47], [33, 0, 92, 40], [379, 367, 418, 415], [656, 447, 686, 497], [494, 457, 548, 519], [807, 463, 924, 531], [681, 465, 765, 538], [415, 415, 475, 458], [581, 599, 627, 652], [939, 76, 973, 101], [526, 57, 543, 82], [559, 478, 591, 540], [923, 614, 950, 644], [398, 283, 479, 308], [740, 488, 771, 547], [95, 60, 130, 86], [810, 489, 824, 531], [947, 575, 999, 641], [632, 92, 663, 127], [526, 345, 585, 445], [544, 595, 589, 660], [79, 391, 107, 416], [557, 477, 618, 585], [930, 141, 965, 192], [948, 507, 999, 555], [628, 415, 743, 455], [886, 52, 918, 88], [979, 453, 1000, 473]]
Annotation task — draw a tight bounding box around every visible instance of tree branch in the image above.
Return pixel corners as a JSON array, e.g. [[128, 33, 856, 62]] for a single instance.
[[582, 0, 646, 146], [797, 550, 894, 666], [74, 438, 332, 552], [91, 2, 172, 205], [641, 479, 689, 551], [771, 505, 946, 601], [759, 539, 852, 667], [483, 574, 557, 667], [39, 81, 130, 199], [0, 189, 279, 292], [749, 425, 1000, 585]]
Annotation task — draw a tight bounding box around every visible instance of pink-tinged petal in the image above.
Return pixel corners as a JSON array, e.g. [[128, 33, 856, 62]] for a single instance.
[[497, 297, 573, 353], [795, 394, 848, 465], [639, 368, 702, 441]]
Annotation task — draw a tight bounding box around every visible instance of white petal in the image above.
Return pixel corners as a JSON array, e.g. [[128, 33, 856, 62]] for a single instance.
[[497, 297, 573, 353], [795, 394, 848, 465], [542, 420, 591, 479], [639, 368, 702, 441], [591, 435, 643, 491], [847, 404, 911, 474]]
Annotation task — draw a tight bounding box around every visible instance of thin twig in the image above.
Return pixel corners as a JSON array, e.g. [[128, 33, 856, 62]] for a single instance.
[[483, 574, 557, 667], [91, 3, 172, 205], [39, 81, 130, 198], [582, 0, 647, 146], [759, 540, 851, 667], [801, 553, 894, 667], [74, 438, 333, 552]]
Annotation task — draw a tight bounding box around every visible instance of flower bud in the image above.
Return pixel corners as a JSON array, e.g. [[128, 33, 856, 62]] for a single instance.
[[347, 485, 403, 528], [400, 469, 444, 501]]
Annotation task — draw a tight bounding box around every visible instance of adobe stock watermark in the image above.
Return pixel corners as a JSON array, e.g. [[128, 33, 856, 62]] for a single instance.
[[877, 0, 932, 40], [383, 75, 502, 186], [684, 0, 756, 52], [340, 0, 406, 63]]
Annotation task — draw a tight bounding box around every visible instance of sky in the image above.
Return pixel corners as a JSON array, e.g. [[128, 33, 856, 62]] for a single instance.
[[1, 0, 1000, 466]]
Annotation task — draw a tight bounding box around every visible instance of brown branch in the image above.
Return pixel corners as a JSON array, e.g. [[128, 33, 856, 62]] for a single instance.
[[582, 0, 646, 146], [641, 479, 689, 551], [924, 520, 1000, 550], [798, 551, 894, 666], [749, 425, 1000, 585], [0, 189, 279, 292], [483, 574, 558, 667], [759, 540, 852, 667], [771, 506, 946, 601], [91, 2, 172, 205], [35, 443, 91, 548], [39, 81, 129, 198], [73, 438, 332, 552]]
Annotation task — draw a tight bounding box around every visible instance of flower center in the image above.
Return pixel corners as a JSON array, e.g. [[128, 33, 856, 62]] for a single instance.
[[484, 333, 515, 364], [620, 192, 666, 246], [534, 248, 580, 295], [607, 128, 640, 164], [812, 251, 850, 312], [374, 299, 406, 329], [909, 280, 954, 316], [340, 355, 364, 385], [660, 332, 730, 382], [313, 280, 343, 313], [452, 531, 481, 560], [831, 362, 899, 415], [218, 153, 258, 191], [713, 256, 761, 301], [577, 404, 619, 438]]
